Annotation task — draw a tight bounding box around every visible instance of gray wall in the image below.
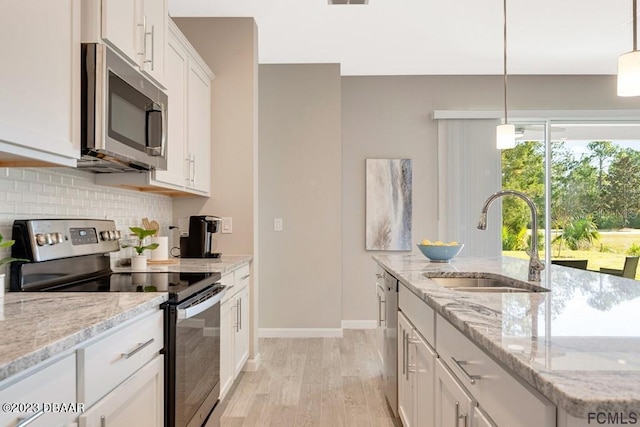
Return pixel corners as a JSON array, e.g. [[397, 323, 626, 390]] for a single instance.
[[341, 74, 640, 322], [258, 64, 342, 332]]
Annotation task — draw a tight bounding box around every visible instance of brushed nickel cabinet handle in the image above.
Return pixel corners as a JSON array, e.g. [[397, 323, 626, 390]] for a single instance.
[[451, 357, 481, 384], [15, 410, 45, 427], [122, 338, 155, 359]]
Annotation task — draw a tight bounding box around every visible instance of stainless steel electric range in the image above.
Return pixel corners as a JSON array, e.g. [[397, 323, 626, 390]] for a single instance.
[[10, 219, 226, 427]]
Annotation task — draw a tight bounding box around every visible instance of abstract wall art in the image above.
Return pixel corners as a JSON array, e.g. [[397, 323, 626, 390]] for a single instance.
[[365, 158, 413, 251]]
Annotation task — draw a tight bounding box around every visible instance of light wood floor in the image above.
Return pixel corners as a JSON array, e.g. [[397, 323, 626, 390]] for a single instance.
[[220, 329, 398, 427]]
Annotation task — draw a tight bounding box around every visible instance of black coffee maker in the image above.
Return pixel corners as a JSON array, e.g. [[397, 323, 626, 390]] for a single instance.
[[180, 215, 222, 258]]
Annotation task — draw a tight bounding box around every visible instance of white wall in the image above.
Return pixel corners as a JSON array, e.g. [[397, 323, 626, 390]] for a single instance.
[[0, 167, 172, 274], [258, 64, 342, 335]]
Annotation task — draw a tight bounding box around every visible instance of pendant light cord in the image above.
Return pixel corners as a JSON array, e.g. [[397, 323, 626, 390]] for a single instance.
[[503, 0, 508, 124], [634, 0, 637, 52]]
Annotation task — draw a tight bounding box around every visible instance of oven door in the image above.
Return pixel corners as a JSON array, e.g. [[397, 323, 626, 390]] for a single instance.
[[166, 285, 226, 427]]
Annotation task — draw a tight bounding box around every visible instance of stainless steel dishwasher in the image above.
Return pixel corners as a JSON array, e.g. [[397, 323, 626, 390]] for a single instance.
[[383, 270, 399, 417]]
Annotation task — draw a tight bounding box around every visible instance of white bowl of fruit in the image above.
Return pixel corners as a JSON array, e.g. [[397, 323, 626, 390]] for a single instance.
[[416, 239, 464, 263]]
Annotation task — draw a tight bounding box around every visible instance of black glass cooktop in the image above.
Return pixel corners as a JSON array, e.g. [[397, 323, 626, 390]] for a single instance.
[[36, 271, 222, 303]]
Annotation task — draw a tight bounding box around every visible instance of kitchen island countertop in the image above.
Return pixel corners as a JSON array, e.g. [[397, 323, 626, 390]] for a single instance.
[[374, 254, 640, 419]]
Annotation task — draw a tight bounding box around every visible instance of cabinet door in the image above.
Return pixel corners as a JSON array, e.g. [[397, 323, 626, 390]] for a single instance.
[[78, 356, 163, 427], [414, 331, 436, 427], [153, 29, 187, 188], [186, 59, 212, 194], [435, 360, 475, 427], [0, 0, 80, 166], [473, 406, 497, 427], [0, 355, 77, 427], [375, 269, 385, 365], [101, 0, 141, 63], [397, 312, 414, 427], [139, 0, 166, 84], [234, 286, 250, 376], [219, 297, 235, 400]]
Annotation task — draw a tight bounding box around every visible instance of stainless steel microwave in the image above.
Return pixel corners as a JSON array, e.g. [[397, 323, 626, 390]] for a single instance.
[[80, 43, 167, 172]]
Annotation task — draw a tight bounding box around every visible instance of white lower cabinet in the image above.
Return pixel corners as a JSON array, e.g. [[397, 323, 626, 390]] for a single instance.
[[77, 356, 163, 427], [78, 309, 164, 427], [473, 406, 497, 427], [398, 311, 436, 427], [0, 354, 77, 427], [435, 359, 475, 427], [220, 263, 251, 400], [392, 277, 556, 427], [375, 266, 385, 365]]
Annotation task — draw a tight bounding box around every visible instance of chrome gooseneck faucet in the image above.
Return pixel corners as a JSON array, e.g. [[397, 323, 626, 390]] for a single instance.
[[477, 190, 544, 282]]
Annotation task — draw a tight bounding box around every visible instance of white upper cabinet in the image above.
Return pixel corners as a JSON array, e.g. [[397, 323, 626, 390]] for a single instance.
[[186, 55, 212, 195], [0, 0, 80, 167], [84, 0, 167, 87], [137, 0, 166, 84], [97, 19, 214, 196], [101, 0, 139, 64]]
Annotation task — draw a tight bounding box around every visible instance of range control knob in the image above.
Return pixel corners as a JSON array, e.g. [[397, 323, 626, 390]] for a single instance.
[[108, 230, 116, 241], [35, 233, 47, 246], [114, 230, 122, 240], [100, 231, 110, 241]]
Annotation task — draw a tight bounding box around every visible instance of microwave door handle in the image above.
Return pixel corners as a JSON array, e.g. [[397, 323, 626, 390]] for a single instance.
[[145, 103, 164, 156]]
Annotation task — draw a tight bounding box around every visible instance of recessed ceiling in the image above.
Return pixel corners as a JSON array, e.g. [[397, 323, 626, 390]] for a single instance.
[[168, 0, 634, 76]]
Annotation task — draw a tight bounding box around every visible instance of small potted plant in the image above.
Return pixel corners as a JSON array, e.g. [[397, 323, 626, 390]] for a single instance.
[[0, 233, 27, 297], [122, 227, 159, 270]]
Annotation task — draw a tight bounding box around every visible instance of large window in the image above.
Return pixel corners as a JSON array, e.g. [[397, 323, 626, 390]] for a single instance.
[[501, 121, 640, 278]]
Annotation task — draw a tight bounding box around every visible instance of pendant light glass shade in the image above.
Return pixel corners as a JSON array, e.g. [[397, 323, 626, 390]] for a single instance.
[[618, 0, 640, 96], [497, 124, 516, 149], [618, 50, 640, 96]]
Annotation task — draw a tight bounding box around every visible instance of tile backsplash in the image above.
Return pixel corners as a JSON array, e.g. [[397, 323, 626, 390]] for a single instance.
[[0, 167, 173, 269]]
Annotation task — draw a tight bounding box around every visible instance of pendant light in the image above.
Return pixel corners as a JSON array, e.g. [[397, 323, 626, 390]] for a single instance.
[[497, 0, 516, 149], [618, 0, 640, 96]]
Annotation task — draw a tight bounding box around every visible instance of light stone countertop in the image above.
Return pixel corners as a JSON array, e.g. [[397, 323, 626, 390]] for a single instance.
[[111, 255, 252, 275], [0, 255, 251, 384], [374, 254, 640, 419], [0, 292, 167, 383]]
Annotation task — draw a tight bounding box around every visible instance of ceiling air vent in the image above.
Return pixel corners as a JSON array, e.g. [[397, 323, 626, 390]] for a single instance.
[[328, 0, 368, 4]]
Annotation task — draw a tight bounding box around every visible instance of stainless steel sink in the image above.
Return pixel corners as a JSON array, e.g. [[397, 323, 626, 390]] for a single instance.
[[428, 277, 549, 293]]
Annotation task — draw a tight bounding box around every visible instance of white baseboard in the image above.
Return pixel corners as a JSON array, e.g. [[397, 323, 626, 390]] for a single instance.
[[341, 320, 377, 329], [244, 354, 261, 372], [258, 328, 343, 338]]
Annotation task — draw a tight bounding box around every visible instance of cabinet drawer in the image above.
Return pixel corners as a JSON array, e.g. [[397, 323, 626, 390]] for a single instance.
[[221, 272, 235, 303], [78, 310, 163, 407], [399, 282, 435, 346], [436, 315, 555, 427], [0, 354, 76, 427], [234, 263, 250, 289]]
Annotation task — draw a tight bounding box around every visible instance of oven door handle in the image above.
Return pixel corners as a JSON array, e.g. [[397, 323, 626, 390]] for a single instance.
[[177, 287, 227, 320]]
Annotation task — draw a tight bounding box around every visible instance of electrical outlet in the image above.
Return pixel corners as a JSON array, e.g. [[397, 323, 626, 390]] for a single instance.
[[221, 217, 232, 234], [274, 218, 283, 232]]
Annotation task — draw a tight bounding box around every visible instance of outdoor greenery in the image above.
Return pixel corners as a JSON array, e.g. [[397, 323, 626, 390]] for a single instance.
[[502, 140, 640, 270]]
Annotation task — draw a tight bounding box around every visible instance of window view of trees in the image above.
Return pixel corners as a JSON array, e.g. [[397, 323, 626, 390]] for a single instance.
[[502, 139, 640, 277]]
